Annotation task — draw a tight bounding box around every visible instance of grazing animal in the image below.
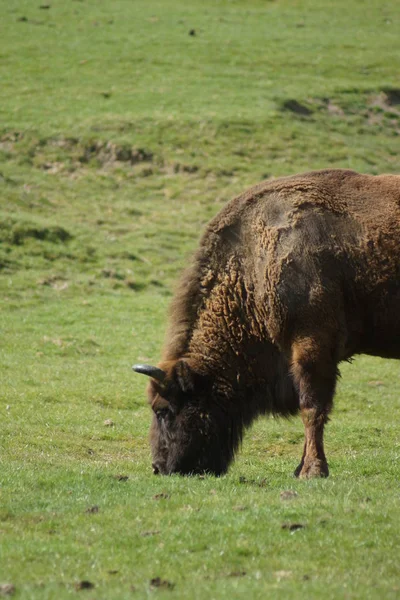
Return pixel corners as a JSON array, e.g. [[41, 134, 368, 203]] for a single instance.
[[133, 169, 400, 478]]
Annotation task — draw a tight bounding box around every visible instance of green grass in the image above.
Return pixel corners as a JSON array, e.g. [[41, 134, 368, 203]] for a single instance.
[[1, 0, 400, 597]]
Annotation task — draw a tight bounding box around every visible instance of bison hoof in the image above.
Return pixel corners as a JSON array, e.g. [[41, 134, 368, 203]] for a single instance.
[[294, 459, 329, 479]]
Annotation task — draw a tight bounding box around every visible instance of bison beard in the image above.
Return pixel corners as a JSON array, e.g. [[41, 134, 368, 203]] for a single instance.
[[133, 169, 400, 478]]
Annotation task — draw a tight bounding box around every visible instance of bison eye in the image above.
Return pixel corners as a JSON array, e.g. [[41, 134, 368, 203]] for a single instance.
[[155, 408, 170, 421]]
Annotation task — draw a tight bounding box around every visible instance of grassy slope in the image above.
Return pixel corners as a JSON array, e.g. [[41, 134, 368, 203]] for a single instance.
[[1, 0, 400, 598]]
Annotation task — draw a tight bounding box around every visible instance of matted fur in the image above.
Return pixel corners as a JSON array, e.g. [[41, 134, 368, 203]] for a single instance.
[[140, 169, 400, 477]]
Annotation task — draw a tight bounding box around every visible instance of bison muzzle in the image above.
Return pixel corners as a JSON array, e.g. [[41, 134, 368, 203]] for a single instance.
[[133, 169, 400, 478]]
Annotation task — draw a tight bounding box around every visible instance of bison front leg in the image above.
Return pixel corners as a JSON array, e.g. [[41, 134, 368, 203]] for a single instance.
[[291, 338, 337, 479]]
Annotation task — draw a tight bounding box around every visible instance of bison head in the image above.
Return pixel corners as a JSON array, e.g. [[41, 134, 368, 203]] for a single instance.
[[133, 360, 236, 476]]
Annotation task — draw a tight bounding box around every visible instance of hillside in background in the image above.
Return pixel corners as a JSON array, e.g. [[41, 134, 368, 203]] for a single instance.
[[1, 1, 399, 598]]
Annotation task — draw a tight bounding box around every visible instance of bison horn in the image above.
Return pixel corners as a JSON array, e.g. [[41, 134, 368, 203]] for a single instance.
[[132, 364, 166, 384]]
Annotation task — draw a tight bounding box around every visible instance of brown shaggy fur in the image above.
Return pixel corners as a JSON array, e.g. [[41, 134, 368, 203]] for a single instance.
[[142, 169, 400, 478]]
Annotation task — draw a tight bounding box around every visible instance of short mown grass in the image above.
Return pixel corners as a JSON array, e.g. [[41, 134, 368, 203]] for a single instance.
[[1, 0, 400, 598]]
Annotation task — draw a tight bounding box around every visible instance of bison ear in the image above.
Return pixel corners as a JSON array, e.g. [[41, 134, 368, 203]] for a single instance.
[[173, 360, 195, 394]]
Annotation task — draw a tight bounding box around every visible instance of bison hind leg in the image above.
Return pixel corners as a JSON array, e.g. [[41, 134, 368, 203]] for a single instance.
[[291, 336, 338, 479], [293, 435, 330, 479]]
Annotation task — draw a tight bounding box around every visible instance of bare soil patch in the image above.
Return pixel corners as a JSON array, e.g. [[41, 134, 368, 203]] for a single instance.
[[74, 581, 94, 591], [150, 577, 175, 590]]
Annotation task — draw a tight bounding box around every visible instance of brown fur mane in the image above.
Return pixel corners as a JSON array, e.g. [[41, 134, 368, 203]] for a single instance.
[[161, 246, 212, 362]]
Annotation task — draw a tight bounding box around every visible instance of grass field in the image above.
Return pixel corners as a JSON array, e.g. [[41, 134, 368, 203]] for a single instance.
[[1, 0, 400, 598]]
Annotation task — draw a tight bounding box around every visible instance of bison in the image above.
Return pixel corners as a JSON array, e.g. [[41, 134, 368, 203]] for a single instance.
[[133, 169, 400, 478]]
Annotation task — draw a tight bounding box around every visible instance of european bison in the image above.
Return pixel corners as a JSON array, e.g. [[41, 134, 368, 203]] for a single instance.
[[134, 169, 400, 478]]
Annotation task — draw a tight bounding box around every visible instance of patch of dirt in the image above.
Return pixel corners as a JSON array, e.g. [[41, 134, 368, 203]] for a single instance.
[[153, 493, 170, 500], [280, 490, 298, 501], [0, 132, 205, 180], [43, 336, 69, 348], [47, 137, 79, 149], [149, 578, 175, 590], [0, 584, 15, 596], [1, 133, 154, 175], [74, 581, 94, 591], [141, 530, 160, 537], [326, 100, 344, 116], [40, 161, 65, 174], [361, 497, 372, 505], [0, 219, 72, 246], [284, 90, 400, 135], [79, 141, 153, 167], [0, 140, 14, 154], [281, 522, 305, 532], [0, 132, 23, 143], [38, 275, 69, 290], [170, 162, 199, 174], [368, 91, 400, 115], [135, 164, 153, 177], [228, 571, 246, 578], [238, 476, 268, 488], [304, 97, 344, 116], [101, 268, 125, 280], [113, 474, 129, 481], [100, 267, 148, 293], [381, 87, 400, 106], [281, 99, 313, 116], [85, 505, 99, 514]]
